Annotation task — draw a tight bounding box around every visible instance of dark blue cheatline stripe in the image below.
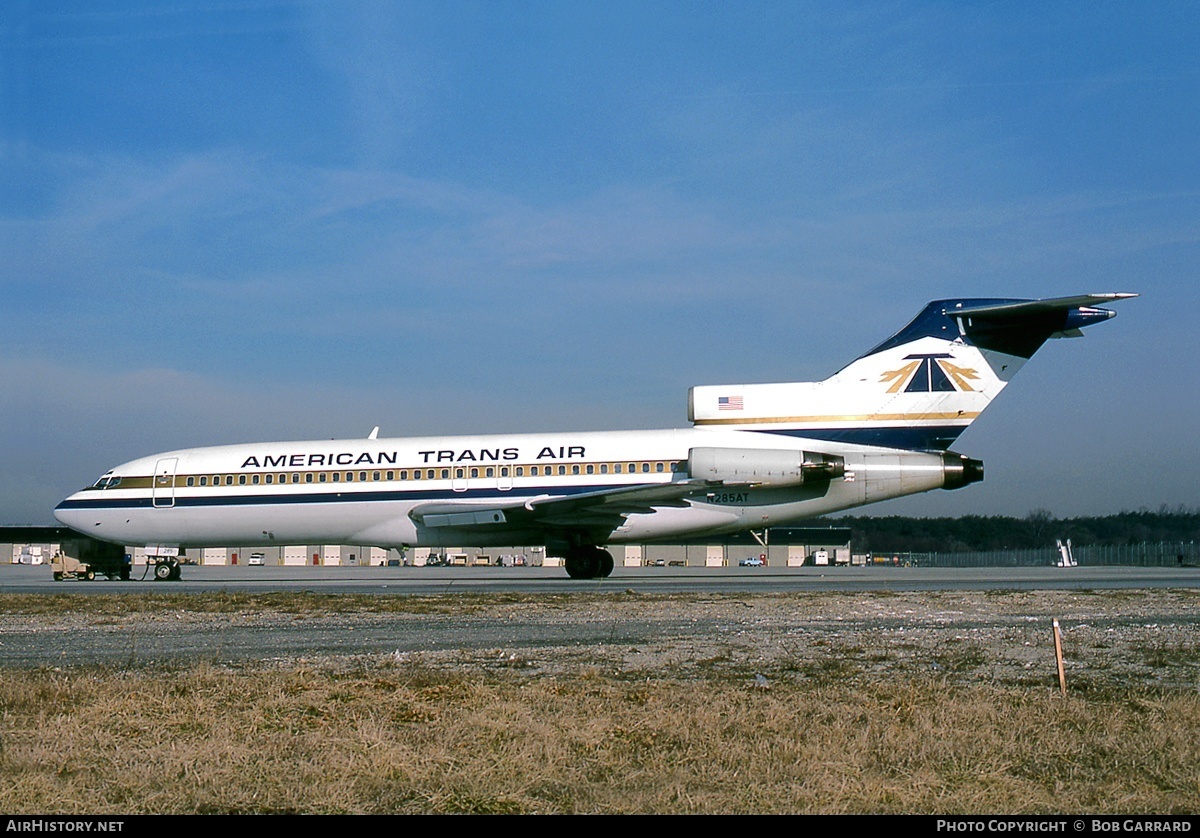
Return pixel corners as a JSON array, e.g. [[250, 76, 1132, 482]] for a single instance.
[[54, 482, 630, 512], [750, 425, 966, 451]]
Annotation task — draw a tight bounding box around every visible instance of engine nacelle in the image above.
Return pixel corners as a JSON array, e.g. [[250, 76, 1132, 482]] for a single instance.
[[688, 447, 845, 487], [942, 452, 985, 490]]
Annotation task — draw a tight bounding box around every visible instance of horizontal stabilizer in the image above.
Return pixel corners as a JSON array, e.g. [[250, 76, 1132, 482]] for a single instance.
[[864, 292, 1138, 360], [953, 293, 1138, 318]]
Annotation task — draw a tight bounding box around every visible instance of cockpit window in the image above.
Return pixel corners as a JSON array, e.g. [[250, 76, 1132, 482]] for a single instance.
[[92, 474, 120, 489]]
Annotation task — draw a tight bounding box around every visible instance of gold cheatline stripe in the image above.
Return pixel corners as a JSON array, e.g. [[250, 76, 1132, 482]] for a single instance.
[[694, 412, 980, 426], [86, 459, 689, 490]]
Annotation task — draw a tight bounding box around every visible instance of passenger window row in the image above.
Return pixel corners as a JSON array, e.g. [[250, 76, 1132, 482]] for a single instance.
[[180, 460, 685, 487]]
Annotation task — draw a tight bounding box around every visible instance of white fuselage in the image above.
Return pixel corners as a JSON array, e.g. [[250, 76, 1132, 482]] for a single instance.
[[52, 293, 1132, 570], [53, 426, 952, 550]]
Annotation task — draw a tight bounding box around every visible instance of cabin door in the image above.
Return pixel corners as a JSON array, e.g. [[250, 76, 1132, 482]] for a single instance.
[[152, 457, 179, 508]]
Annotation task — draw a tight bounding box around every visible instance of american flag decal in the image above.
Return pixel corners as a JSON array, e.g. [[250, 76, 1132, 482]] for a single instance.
[[718, 395, 743, 411]]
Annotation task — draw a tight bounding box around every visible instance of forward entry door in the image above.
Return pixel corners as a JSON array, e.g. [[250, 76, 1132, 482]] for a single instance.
[[152, 457, 178, 508]]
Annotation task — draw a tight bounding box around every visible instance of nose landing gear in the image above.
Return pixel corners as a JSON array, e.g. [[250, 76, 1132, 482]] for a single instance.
[[152, 559, 181, 581]]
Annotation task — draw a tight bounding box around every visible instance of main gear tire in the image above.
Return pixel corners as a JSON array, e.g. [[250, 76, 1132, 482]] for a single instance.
[[564, 549, 600, 579]]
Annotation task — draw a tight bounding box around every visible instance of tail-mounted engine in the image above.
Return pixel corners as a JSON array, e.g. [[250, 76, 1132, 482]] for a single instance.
[[688, 447, 845, 487]]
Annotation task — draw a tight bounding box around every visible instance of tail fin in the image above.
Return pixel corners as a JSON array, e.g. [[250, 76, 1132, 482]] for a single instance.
[[689, 293, 1136, 450]]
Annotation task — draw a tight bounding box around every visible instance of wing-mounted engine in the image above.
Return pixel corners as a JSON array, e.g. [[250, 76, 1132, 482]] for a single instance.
[[687, 447, 845, 487]]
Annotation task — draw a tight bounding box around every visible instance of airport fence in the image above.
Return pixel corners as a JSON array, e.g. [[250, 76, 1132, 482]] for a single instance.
[[896, 541, 1199, 568]]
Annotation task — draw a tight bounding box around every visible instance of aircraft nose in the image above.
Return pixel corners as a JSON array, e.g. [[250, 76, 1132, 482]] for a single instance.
[[54, 498, 93, 534]]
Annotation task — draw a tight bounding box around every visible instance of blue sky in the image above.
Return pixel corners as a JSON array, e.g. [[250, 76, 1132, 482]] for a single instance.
[[2, 1, 1197, 524]]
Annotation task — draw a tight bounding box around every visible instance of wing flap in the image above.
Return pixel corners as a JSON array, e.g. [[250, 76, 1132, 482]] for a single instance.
[[419, 508, 510, 528], [409, 479, 710, 531]]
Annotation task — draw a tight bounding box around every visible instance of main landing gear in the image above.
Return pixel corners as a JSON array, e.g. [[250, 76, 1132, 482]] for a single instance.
[[563, 546, 615, 580]]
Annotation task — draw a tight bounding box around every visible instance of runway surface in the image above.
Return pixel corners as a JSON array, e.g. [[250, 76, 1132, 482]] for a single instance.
[[2, 561, 1197, 595]]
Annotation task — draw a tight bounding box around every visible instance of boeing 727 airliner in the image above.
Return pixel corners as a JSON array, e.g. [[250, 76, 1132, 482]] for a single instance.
[[55, 294, 1135, 578]]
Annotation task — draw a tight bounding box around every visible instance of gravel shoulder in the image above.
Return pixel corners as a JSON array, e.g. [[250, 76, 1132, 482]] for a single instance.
[[3, 589, 1199, 691]]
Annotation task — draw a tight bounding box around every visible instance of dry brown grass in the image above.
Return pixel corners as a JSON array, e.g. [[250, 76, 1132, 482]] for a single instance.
[[3, 590, 1200, 814], [2, 659, 1199, 814]]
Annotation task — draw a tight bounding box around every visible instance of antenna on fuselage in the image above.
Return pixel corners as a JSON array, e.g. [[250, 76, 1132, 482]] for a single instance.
[[368, 427, 380, 440]]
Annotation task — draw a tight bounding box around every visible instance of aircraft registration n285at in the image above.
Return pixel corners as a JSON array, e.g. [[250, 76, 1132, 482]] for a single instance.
[[55, 293, 1135, 579]]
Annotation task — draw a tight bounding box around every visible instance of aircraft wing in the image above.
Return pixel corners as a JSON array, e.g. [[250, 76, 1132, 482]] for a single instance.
[[409, 479, 711, 532], [409, 447, 847, 533]]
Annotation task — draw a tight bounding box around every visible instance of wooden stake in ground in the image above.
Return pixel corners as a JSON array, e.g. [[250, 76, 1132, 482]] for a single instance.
[[1053, 618, 1067, 697]]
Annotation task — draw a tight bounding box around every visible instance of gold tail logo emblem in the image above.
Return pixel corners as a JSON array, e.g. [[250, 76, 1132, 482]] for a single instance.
[[881, 354, 980, 393]]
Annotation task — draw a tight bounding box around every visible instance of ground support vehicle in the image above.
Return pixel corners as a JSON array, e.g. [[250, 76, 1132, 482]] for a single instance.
[[50, 540, 132, 581]]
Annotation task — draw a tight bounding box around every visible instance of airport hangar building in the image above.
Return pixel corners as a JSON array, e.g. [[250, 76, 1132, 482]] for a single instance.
[[3, 526, 854, 570]]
